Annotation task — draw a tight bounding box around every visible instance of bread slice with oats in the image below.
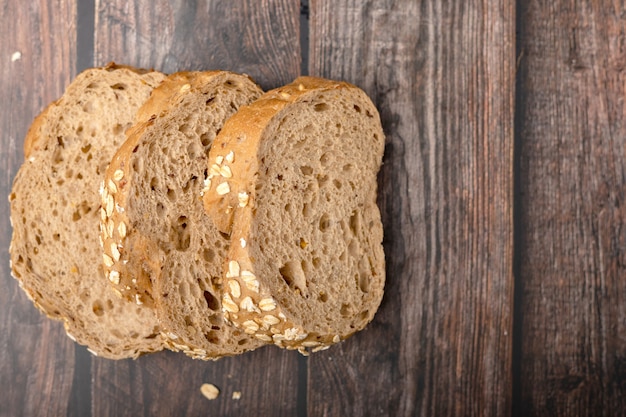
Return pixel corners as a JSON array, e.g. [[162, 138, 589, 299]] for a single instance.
[[202, 77, 386, 354], [100, 71, 265, 359], [9, 64, 167, 359]]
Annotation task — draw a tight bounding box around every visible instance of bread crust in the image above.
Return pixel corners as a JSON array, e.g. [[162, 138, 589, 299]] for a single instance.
[[203, 77, 386, 354]]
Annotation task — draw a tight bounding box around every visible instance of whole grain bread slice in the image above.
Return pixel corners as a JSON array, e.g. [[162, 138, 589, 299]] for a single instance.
[[202, 76, 386, 354], [101, 71, 265, 359], [9, 64, 167, 359]]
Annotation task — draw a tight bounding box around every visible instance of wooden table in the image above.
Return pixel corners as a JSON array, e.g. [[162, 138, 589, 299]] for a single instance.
[[1, 1, 625, 416]]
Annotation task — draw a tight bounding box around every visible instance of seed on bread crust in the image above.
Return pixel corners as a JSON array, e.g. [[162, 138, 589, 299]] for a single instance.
[[113, 169, 124, 181], [240, 296, 258, 312], [219, 165, 232, 178], [243, 320, 259, 334], [226, 260, 240, 278], [216, 181, 230, 195], [240, 238, 246, 248], [105, 195, 114, 217], [259, 297, 277, 311], [225, 151, 235, 163], [262, 315, 280, 326], [117, 221, 127, 238], [237, 192, 249, 207], [215, 155, 224, 165], [109, 270, 120, 285], [103, 253, 114, 268], [255, 334, 272, 342], [107, 179, 117, 194], [222, 293, 239, 313], [110, 243, 121, 261], [228, 280, 241, 298]]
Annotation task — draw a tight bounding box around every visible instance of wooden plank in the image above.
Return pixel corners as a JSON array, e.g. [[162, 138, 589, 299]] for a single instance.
[[0, 1, 79, 416], [94, 0, 300, 90], [516, 1, 626, 415], [308, 1, 515, 415], [91, 1, 302, 416]]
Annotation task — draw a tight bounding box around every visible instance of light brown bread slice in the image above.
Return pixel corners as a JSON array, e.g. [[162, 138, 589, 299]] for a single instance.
[[9, 64, 168, 359], [202, 76, 386, 354], [101, 71, 265, 359]]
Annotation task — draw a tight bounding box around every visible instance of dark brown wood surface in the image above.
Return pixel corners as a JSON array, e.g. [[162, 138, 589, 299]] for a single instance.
[[308, 1, 515, 416], [515, 1, 626, 416], [0, 0, 624, 416]]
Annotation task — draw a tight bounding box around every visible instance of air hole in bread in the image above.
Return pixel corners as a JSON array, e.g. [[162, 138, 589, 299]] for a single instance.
[[349, 211, 360, 235], [113, 123, 124, 135], [284, 203, 292, 213], [178, 123, 191, 135], [150, 177, 160, 191], [358, 270, 370, 293], [340, 303, 352, 317], [359, 310, 370, 321], [92, 301, 105, 317], [206, 97, 215, 105], [166, 188, 176, 202], [320, 152, 330, 166], [333, 179, 342, 189], [316, 174, 328, 187], [82, 101, 94, 113], [52, 148, 63, 164], [187, 141, 202, 159], [314, 103, 329, 112], [76, 126, 84, 136], [366, 110, 374, 118], [354, 104, 362, 113], [72, 201, 91, 221], [170, 216, 191, 251], [319, 214, 330, 232], [110, 83, 127, 91], [204, 331, 219, 344], [318, 292, 328, 302], [203, 290, 219, 311], [65, 168, 73, 178], [156, 202, 165, 217], [52, 233, 60, 241], [200, 132, 213, 147], [300, 165, 313, 175], [348, 240, 359, 257], [86, 82, 99, 89], [279, 261, 307, 295], [202, 248, 215, 262], [76, 173, 83, 180], [312, 257, 321, 269]]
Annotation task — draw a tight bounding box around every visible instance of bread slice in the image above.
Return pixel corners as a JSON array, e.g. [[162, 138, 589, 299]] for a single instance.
[[202, 77, 386, 354], [100, 71, 265, 359], [9, 63, 168, 359]]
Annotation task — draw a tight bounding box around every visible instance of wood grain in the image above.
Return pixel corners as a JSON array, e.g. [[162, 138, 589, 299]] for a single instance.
[[516, 1, 626, 415], [0, 1, 79, 416], [91, 1, 303, 416], [94, 0, 300, 90], [309, 1, 515, 415]]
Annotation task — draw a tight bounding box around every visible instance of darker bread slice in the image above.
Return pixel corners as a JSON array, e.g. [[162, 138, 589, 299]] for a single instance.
[[203, 76, 385, 353], [9, 64, 167, 359], [101, 71, 265, 359]]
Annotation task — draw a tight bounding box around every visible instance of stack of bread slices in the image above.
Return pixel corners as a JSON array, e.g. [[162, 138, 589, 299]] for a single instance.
[[9, 63, 386, 360]]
